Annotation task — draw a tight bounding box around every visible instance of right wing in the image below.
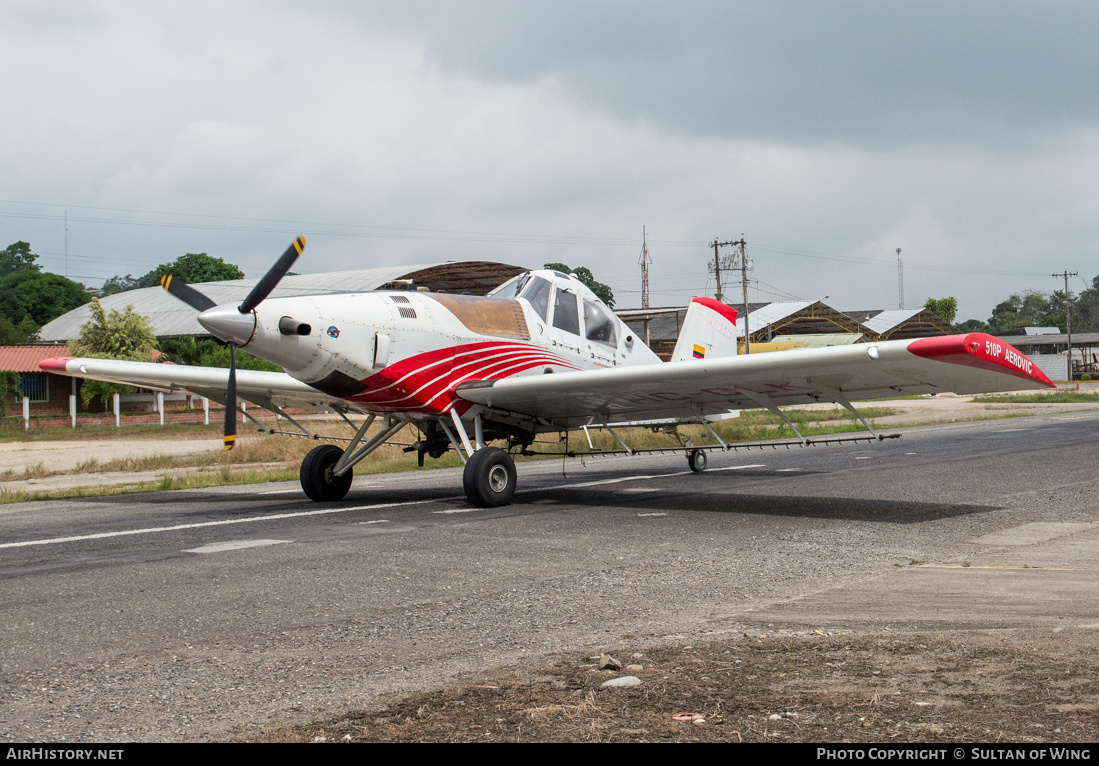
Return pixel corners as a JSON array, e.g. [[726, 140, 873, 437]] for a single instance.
[[456, 333, 1054, 428], [40, 356, 353, 412]]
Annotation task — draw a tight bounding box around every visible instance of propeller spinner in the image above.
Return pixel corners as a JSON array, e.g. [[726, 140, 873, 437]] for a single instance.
[[159, 236, 306, 450]]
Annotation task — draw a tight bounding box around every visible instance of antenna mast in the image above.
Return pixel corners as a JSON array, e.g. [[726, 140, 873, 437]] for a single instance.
[[896, 248, 903, 309], [639, 226, 652, 310]]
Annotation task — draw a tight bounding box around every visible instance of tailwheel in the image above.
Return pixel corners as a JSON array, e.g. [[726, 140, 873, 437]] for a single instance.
[[462, 447, 517, 507], [300, 444, 353, 501], [687, 448, 708, 473]]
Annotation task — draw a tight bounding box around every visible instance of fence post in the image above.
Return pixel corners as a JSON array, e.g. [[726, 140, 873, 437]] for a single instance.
[[69, 394, 76, 429], [241, 401, 247, 423], [157, 392, 164, 426], [22, 396, 29, 432], [113, 393, 120, 427], [203, 397, 209, 425]]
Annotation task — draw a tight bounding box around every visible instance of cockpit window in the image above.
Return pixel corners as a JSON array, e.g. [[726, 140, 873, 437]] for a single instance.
[[583, 299, 618, 347], [502, 274, 529, 298], [520, 276, 552, 322], [552, 288, 580, 335]]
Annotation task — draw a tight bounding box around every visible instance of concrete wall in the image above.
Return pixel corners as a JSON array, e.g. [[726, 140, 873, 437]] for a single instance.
[[1027, 353, 1069, 382]]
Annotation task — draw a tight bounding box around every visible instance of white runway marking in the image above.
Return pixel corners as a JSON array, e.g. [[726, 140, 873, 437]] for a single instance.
[[259, 489, 301, 495], [637, 512, 667, 517], [620, 487, 661, 493], [0, 498, 448, 550], [432, 508, 482, 515], [775, 468, 802, 472], [4, 462, 773, 550], [183, 539, 290, 554], [358, 519, 390, 525]]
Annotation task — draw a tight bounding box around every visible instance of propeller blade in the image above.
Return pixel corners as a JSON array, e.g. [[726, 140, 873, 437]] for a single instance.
[[160, 274, 217, 312], [238, 236, 306, 314], [224, 342, 237, 451]]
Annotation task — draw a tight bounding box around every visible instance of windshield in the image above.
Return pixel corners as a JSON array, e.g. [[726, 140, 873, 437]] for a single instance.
[[583, 299, 618, 347]]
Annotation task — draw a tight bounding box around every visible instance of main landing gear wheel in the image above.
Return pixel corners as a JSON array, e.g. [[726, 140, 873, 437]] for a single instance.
[[687, 449, 708, 473], [300, 444, 353, 501], [462, 447, 517, 507]]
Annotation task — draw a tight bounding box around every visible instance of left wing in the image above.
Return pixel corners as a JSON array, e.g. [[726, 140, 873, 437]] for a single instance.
[[40, 357, 352, 412], [456, 333, 1054, 427]]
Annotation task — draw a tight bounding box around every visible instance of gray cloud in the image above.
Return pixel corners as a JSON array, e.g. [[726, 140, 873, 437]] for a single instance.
[[328, 1, 1099, 147]]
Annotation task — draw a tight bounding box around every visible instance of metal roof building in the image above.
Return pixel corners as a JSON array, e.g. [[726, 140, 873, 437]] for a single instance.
[[40, 261, 524, 341], [845, 308, 957, 340]]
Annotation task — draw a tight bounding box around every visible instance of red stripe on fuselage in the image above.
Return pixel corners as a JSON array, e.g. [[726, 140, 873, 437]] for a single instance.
[[348, 341, 580, 414]]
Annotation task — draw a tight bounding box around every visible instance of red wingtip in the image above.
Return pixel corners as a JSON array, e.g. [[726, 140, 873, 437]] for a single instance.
[[39, 356, 75, 373], [908, 334, 1055, 388]]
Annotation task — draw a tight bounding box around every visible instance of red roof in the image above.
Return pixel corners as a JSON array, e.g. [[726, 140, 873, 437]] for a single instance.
[[0, 345, 71, 373]]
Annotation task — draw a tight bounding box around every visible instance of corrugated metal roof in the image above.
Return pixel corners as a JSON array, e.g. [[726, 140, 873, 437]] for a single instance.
[[40, 261, 523, 341], [861, 308, 924, 334], [0, 345, 70, 373], [734, 301, 814, 335]]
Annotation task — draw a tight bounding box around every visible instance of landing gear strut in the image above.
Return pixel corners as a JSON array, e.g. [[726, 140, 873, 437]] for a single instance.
[[300, 444, 353, 501], [462, 447, 517, 507]]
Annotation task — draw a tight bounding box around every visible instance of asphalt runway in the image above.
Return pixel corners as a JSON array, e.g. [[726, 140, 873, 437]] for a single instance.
[[1, 410, 1097, 741]]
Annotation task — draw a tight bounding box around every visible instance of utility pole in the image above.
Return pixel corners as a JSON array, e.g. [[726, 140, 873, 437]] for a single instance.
[[708, 237, 751, 353], [639, 226, 652, 310], [736, 237, 750, 354], [1053, 270, 1078, 379], [64, 210, 69, 278], [708, 238, 741, 303], [896, 248, 903, 309]]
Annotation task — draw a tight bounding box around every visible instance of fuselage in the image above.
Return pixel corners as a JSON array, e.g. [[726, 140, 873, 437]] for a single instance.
[[198, 269, 661, 421]]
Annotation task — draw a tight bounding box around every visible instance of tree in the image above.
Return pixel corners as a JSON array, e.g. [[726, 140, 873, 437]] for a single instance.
[[69, 299, 159, 408], [0, 241, 42, 281], [986, 290, 1057, 333], [923, 297, 958, 324], [99, 274, 140, 296], [1074, 273, 1099, 333], [0, 371, 20, 417], [0, 315, 39, 344], [0, 270, 91, 326], [159, 335, 280, 371], [955, 318, 989, 333], [137, 252, 244, 287], [543, 262, 615, 308]]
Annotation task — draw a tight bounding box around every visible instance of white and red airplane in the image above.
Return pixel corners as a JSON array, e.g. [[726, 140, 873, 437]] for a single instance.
[[40, 238, 1054, 506]]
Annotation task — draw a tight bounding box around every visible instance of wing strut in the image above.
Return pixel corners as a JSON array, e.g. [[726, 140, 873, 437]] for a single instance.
[[697, 417, 729, 451], [810, 381, 882, 440], [737, 389, 808, 446], [602, 422, 634, 455]]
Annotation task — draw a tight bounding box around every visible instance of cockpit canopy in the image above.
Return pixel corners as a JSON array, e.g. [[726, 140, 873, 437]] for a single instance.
[[490, 270, 619, 348]]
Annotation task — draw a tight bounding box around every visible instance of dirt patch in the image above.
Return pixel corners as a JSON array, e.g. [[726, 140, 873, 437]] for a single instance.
[[240, 628, 1099, 743]]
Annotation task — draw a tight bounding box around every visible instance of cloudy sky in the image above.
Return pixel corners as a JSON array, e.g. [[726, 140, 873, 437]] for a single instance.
[[2, 1, 1097, 321]]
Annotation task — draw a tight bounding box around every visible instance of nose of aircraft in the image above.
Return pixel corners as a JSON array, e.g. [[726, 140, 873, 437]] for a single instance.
[[198, 305, 256, 346]]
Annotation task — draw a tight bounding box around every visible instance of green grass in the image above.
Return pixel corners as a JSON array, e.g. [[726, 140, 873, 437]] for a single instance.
[[972, 392, 1099, 404], [0, 420, 225, 443]]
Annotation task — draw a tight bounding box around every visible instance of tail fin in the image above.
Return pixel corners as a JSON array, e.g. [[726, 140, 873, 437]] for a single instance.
[[670, 297, 739, 362]]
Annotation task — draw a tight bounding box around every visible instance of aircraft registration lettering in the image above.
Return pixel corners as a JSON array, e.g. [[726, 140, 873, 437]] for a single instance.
[[1003, 347, 1032, 374], [985, 340, 1002, 358]]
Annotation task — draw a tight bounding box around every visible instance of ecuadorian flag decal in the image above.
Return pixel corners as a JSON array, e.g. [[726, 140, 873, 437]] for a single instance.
[[693, 344, 706, 359]]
